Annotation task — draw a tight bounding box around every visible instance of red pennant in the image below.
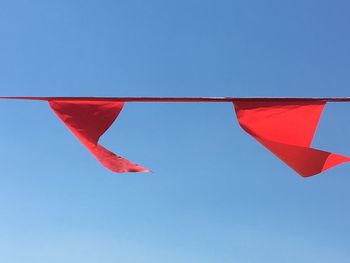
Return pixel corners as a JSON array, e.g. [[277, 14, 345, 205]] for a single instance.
[[233, 100, 350, 177], [49, 100, 149, 173]]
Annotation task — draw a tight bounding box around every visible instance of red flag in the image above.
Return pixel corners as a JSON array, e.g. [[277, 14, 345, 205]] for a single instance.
[[233, 100, 350, 177], [49, 100, 149, 173]]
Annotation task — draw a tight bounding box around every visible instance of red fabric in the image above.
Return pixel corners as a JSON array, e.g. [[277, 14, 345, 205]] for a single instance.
[[49, 100, 149, 173], [233, 100, 350, 177]]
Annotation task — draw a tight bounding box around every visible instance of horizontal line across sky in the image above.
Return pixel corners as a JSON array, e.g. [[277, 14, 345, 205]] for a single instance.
[[1, 96, 350, 102]]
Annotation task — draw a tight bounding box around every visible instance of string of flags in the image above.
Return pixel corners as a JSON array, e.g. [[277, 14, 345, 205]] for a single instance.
[[1, 96, 349, 177]]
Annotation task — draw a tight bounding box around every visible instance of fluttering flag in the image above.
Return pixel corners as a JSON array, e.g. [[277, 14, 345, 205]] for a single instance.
[[233, 100, 350, 177], [49, 100, 149, 173], [0, 96, 349, 176]]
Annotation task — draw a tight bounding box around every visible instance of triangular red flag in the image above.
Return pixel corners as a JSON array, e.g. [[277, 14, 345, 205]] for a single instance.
[[49, 100, 149, 173], [233, 100, 349, 177]]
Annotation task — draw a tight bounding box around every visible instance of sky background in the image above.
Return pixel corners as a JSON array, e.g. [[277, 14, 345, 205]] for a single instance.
[[0, 0, 350, 262]]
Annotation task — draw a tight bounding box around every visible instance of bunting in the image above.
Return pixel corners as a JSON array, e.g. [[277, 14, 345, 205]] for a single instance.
[[0, 96, 349, 177], [233, 100, 349, 177], [49, 100, 149, 173]]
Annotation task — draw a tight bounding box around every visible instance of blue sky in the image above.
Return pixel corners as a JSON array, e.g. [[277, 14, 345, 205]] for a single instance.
[[0, 0, 350, 262]]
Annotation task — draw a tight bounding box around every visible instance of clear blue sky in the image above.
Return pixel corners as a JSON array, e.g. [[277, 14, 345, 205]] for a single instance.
[[0, 0, 350, 262]]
